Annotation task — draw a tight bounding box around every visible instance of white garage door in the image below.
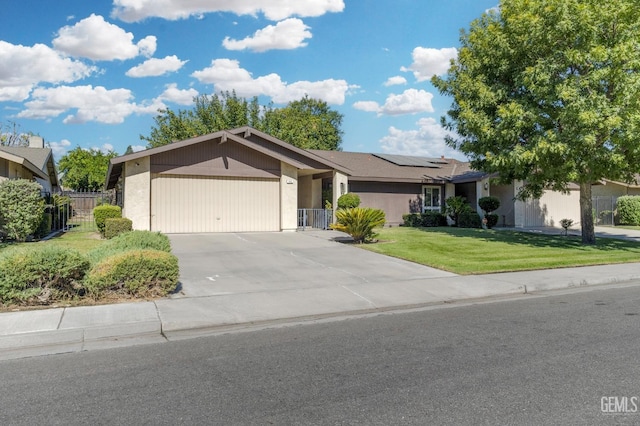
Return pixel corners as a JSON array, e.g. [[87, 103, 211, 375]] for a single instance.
[[151, 174, 280, 233]]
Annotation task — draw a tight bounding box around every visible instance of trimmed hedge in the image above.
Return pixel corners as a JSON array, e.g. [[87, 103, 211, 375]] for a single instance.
[[85, 249, 179, 298], [403, 212, 448, 227], [617, 196, 640, 225], [87, 230, 172, 264], [0, 179, 46, 241], [93, 205, 122, 236], [485, 213, 499, 229], [104, 218, 133, 239], [337, 193, 361, 209], [0, 245, 90, 304], [458, 211, 482, 228]]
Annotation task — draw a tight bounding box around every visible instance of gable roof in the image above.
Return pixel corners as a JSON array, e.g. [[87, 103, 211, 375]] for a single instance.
[[0, 146, 52, 181], [309, 150, 479, 184], [105, 128, 351, 189]]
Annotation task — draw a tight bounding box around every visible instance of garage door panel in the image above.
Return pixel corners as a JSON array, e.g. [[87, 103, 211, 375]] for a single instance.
[[151, 174, 280, 233]]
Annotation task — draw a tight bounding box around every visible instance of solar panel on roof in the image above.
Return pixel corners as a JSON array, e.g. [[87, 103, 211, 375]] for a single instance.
[[373, 153, 448, 168]]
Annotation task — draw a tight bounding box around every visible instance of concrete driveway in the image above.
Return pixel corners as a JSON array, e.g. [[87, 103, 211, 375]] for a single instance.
[[168, 230, 456, 299]]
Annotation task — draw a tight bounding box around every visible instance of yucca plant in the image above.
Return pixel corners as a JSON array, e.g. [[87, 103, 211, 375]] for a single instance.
[[331, 207, 386, 243]]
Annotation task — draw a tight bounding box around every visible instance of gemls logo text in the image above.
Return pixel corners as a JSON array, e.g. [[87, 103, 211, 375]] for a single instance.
[[601, 396, 639, 414]]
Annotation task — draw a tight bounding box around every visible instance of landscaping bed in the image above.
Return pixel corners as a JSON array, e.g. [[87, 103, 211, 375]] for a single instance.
[[361, 227, 640, 274], [0, 230, 179, 311]]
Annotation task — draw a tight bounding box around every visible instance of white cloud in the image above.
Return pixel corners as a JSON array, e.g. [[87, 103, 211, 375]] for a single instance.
[[223, 18, 312, 52], [401, 47, 458, 82], [52, 14, 157, 60], [92, 143, 115, 154], [379, 117, 465, 160], [0, 41, 95, 101], [131, 145, 147, 152], [384, 76, 407, 87], [112, 0, 345, 22], [352, 89, 434, 116], [126, 55, 187, 77], [49, 139, 72, 158], [16, 85, 162, 124], [352, 101, 380, 113], [192, 58, 353, 104], [157, 83, 198, 105]]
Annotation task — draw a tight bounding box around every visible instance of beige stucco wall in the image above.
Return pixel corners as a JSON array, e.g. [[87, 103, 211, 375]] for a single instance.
[[298, 175, 313, 209], [475, 178, 491, 216], [280, 162, 298, 231], [124, 157, 151, 231], [332, 171, 349, 214], [311, 178, 323, 209]]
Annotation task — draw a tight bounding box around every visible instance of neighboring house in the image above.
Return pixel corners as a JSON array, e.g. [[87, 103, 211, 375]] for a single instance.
[[0, 136, 59, 194], [105, 127, 619, 233]]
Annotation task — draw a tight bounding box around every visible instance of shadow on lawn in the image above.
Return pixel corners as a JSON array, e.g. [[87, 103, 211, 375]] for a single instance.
[[414, 226, 640, 251]]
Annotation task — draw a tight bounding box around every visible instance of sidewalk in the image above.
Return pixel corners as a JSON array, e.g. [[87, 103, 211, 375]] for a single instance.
[[1, 229, 640, 361]]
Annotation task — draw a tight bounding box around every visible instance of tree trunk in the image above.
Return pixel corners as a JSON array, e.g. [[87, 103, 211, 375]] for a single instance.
[[579, 182, 595, 245]]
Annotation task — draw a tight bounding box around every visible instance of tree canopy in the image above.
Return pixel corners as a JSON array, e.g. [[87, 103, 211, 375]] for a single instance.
[[432, 0, 640, 244], [141, 92, 343, 151], [58, 147, 117, 191]]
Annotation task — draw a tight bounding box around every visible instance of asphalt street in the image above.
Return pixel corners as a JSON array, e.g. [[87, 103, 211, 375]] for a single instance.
[[1, 284, 640, 425]]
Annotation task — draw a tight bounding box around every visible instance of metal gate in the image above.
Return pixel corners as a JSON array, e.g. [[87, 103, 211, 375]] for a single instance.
[[298, 209, 332, 230]]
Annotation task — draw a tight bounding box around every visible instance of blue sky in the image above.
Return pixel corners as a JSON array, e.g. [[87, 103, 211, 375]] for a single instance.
[[0, 0, 497, 160]]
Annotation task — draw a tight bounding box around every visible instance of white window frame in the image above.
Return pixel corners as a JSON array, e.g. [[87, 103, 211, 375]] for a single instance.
[[422, 186, 442, 212]]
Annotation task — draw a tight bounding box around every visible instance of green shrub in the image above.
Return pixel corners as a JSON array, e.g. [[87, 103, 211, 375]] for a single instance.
[[421, 211, 447, 227], [445, 196, 472, 226], [104, 218, 133, 239], [337, 193, 361, 209], [478, 196, 501, 214], [87, 230, 172, 264], [35, 210, 53, 239], [0, 179, 46, 241], [402, 213, 422, 227], [93, 205, 122, 236], [331, 207, 386, 243], [458, 211, 482, 228], [617, 196, 640, 225], [0, 245, 90, 305], [85, 249, 179, 298], [485, 213, 499, 229]]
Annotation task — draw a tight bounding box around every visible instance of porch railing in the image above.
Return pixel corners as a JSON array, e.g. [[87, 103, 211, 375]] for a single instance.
[[298, 209, 333, 230]]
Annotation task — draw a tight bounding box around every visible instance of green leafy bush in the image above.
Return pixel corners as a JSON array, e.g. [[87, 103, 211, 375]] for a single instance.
[[402, 213, 422, 227], [478, 196, 501, 214], [421, 211, 447, 227], [87, 230, 172, 264], [331, 207, 386, 243], [35, 210, 53, 239], [0, 179, 45, 241], [104, 218, 133, 239], [445, 196, 472, 226], [85, 249, 179, 298], [0, 245, 90, 305], [485, 213, 499, 229], [617, 196, 640, 225], [93, 205, 122, 236], [458, 211, 482, 228], [337, 193, 361, 209]]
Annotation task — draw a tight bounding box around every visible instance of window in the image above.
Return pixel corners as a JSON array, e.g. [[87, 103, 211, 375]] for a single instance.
[[423, 186, 441, 212]]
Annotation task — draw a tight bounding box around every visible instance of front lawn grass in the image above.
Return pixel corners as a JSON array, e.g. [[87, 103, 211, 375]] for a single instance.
[[0, 231, 105, 254], [361, 227, 640, 274]]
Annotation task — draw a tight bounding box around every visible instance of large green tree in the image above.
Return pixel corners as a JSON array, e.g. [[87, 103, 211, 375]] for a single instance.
[[58, 147, 117, 191], [142, 92, 343, 151], [432, 0, 640, 244], [262, 96, 343, 150]]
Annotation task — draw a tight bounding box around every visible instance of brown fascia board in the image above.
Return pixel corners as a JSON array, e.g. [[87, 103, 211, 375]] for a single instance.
[[348, 176, 449, 184], [228, 126, 352, 175], [105, 129, 347, 189], [0, 150, 48, 180]]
